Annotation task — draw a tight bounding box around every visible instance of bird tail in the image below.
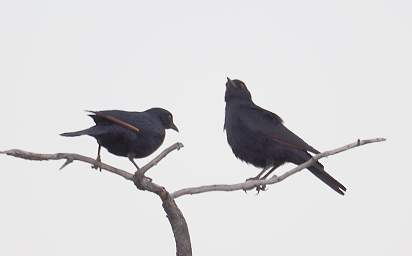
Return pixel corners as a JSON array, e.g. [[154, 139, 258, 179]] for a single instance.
[[60, 128, 92, 137], [308, 163, 346, 195]]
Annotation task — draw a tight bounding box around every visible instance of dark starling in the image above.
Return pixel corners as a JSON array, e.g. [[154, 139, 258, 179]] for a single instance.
[[61, 108, 179, 170], [224, 78, 346, 195]]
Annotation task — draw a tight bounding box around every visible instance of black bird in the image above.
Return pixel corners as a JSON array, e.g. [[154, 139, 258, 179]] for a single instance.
[[61, 108, 179, 170], [224, 78, 346, 195]]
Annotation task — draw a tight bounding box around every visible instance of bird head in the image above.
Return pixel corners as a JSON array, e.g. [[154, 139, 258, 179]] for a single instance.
[[148, 108, 179, 132], [225, 77, 252, 102]]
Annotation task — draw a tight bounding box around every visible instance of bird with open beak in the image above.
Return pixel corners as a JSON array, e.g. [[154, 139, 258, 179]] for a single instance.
[[224, 77, 346, 195]]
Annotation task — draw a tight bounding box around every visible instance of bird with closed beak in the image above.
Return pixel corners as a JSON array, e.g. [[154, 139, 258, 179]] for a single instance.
[[224, 77, 346, 195], [61, 108, 179, 170]]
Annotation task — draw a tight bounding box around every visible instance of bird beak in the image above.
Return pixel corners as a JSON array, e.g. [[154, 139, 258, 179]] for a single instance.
[[226, 77, 235, 88], [170, 123, 179, 132]]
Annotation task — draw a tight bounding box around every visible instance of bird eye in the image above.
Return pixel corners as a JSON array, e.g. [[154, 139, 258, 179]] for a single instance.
[[168, 114, 172, 120]]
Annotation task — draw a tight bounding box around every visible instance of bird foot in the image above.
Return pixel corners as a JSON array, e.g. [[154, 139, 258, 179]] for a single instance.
[[243, 177, 266, 193], [243, 177, 256, 193], [91, 164, 102, 172], [255, 185, 267, 194], [244, 177, 267, 194], [91, 157, 102, 172]]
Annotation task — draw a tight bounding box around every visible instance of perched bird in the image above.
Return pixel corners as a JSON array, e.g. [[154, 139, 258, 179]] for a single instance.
[[61, 108, 179, 170], [224, 78, 346, 195]]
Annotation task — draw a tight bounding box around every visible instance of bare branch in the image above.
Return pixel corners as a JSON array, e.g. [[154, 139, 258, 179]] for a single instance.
[[131, 169, 192, 256], [1, 143, 192, 256], [171, 138, 386, 199], [139, 142, 184, 175], [0, 143, 184, 180], [1, 138, 384, 256], [0, 149, 134, 180]]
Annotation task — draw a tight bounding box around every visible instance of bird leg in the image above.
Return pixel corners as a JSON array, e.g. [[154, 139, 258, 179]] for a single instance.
[[92, 144, 102, 171], [261, 166, 277, 180], [255, 167, 276, 193], [243, 167, 269, 193], [128, 156, 153, 182], [246, 166, 269, 182], [255, 162, 283, 193], [128, 155, 140, 170]]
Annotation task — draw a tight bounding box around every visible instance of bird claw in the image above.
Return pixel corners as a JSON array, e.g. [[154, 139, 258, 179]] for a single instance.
[[91, 164, 102, 172], [255, 185, 267, 194], [244, 177, 267, 194], [242, 178, 256, 193], [92, 157, 102, 172]]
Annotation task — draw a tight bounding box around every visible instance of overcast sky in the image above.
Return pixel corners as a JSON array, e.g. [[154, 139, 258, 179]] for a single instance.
[[1, 0, 411, 255]]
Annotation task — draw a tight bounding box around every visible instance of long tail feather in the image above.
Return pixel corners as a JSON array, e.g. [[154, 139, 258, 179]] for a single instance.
[[60, 128, 91, 137], [308, 165, 346, 195]]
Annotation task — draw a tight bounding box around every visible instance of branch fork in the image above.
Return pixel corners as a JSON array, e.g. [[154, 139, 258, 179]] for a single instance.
[[1, 138, 385, 256]]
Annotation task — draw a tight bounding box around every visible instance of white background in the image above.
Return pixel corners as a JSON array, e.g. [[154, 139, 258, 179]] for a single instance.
[[0, 0, 410, 255]]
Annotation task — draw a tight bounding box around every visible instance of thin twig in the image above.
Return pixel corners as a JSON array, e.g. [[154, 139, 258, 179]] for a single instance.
[[139, 142, 184, 175], [170, 138, 386, 198], [59, 158, 73, 170]]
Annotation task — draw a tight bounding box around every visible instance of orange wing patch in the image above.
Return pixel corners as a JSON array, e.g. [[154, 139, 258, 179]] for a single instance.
[[89, 111, 140, 133]]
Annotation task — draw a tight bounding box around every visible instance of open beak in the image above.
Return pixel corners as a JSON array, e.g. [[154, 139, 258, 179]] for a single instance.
[[170, 122, 179, 132]]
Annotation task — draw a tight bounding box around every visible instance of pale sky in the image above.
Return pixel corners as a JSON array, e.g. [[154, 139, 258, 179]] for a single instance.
[[0, 0, 411, 255]]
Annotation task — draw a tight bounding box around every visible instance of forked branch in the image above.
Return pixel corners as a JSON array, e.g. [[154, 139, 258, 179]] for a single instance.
[[0, 142, 191, 256], [0, 138, 386, 256]]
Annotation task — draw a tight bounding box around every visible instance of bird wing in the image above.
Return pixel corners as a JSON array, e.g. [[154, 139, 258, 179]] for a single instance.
[[243, 105, 320, 154], [86, 110, 140, 133], [270, 124, 320, 154]]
